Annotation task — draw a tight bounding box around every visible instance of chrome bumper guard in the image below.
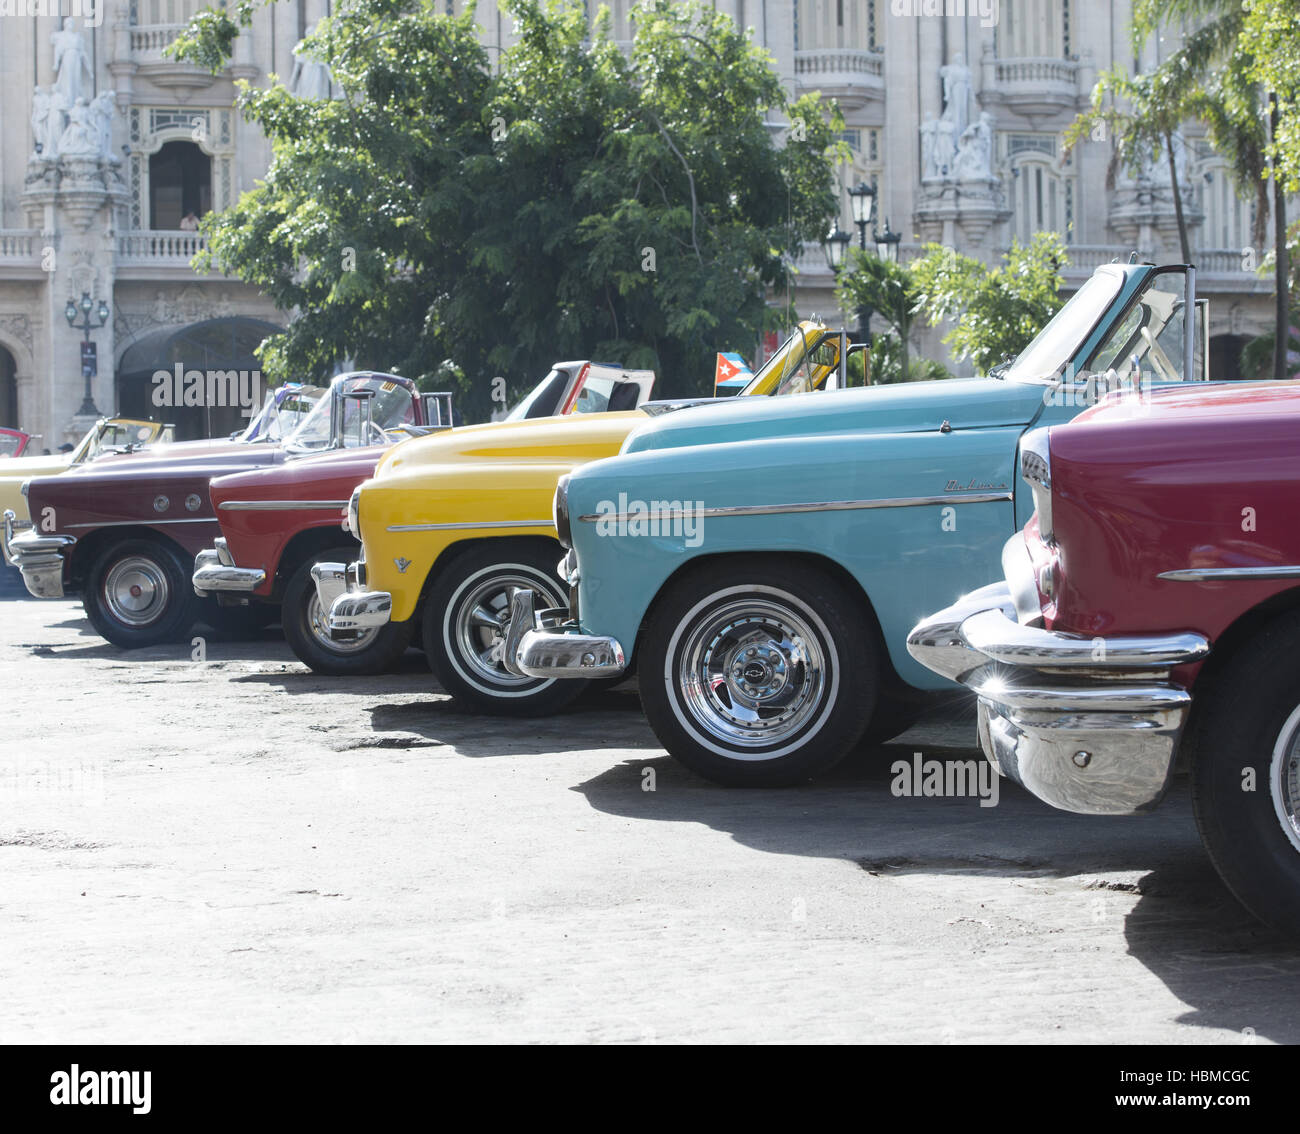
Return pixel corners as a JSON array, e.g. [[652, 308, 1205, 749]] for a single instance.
[[504, 589, 626, 679], [4, 512, 75, 599], [2, 508, 33, 567], [193, 538, 266, 597], [320, 559, 392, 633], [906, 560, 1209, 816]]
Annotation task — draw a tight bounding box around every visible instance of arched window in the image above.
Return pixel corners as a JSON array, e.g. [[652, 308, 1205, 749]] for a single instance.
[[149, 140, 211, 230], [1006, 136, 1073, 244], [1000, 0, 1069, 59]]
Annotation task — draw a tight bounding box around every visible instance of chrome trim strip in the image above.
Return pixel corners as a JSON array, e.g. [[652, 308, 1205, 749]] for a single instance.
[[63, 518, 216, 529], [1158, 565, 1300, 582], [386, 519, 552, 533], [219, 500, 349, 511], [577, 490, 1012, 524]]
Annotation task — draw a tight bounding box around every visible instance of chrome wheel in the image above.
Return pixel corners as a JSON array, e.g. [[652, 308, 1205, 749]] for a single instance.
[[1270, 703, 1300, 855], [102, 555, 170, 627], [677, 594, 829, 756], [306, 589, 377, 654], [450, 570, 565, 689]]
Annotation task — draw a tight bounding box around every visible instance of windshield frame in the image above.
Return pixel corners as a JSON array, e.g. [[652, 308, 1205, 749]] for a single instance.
[[282, 373, 415, 456], [1000, 266, 1128, 386]]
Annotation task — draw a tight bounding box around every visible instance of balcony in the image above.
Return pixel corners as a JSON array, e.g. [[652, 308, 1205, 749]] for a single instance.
[[793, 49, 884, 111], [981, 56, 1083, 120], [129, 24, 216, 90], [116, 230, 209, 279], [0, 230, 44, 278]]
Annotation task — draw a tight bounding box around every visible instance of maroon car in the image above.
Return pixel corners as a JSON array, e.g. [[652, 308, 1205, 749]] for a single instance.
[[4, 373, 440, 648], [907, 381, 1300, 932]]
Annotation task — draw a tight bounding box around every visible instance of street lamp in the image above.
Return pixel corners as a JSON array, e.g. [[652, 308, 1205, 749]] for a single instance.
[[821, 225, 852, 273], [846, 180, 877, 249], [65, 290, 110, 416], [874, 218, 901, 265]]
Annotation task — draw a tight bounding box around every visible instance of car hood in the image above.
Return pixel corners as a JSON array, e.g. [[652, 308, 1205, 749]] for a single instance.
[[623, 378, 1050, 454], [61, 445, 285, 481], [0, 453, 73, 481], [90, 437, 254, 465], [377, 411, 647, 479]]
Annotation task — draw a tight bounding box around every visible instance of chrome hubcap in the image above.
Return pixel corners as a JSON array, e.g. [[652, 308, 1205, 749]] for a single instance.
[[453, 571, 564, 688], [1270, 704, 1300, 854], [679, 596, 828, 754], [103, 556, 170, 627], [306, 590, 377, 653]]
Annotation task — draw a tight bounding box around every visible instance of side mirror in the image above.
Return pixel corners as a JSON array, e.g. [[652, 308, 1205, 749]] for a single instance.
[[421, 391, 454, 428]]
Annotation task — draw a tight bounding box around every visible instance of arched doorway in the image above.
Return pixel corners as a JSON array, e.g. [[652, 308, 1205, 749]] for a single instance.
[[116, 317, 283, 440], [0, 345, 15, 429], [149, 140, 212, 230]]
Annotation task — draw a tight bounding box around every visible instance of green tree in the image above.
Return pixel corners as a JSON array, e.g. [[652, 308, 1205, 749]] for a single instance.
[[909, 234, 1068, 376], [171, 0, 844, 419], [834, 251, 924, 383]]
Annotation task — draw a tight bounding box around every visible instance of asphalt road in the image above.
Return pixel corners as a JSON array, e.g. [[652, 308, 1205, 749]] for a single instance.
[[3, 574, 1299, 1044]]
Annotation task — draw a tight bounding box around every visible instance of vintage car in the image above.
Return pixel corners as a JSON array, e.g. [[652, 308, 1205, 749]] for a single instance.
[[0, 427, 33, 458], [318, 321, 862, 707], [2, 372, 441, 647], [499, 262, 1210, 785], [0, 417, 176, 546], [906, 381, 1300, 933], [194, 361, 658, 675]]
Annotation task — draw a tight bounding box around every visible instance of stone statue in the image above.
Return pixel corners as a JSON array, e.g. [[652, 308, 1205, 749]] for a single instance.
[[920, 113, 939, 181], [89, 91, 117, 161], [46, 88, 70, 159], [934, 116, 956, 178], [939, 53, 972, 141], [58, 98, 99, 158], [31, 86, 52, 156], [289, 25, 333, 100], [52, 18, 92, 107], [954, 111, 993, 180]]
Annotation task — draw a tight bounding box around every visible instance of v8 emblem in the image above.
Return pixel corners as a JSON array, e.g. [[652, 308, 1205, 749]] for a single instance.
[[394, 557, 411, 573]]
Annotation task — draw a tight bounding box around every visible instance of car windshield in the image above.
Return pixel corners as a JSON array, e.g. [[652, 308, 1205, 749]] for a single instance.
[[86, 420, 162, 459], [239, 386, 324, 442], [284, 375, 415, 453], [505, 370, 571, 421], [0, 432, 24, 458], [736, 327, 839, 396], [999, 269, 1126, 384]]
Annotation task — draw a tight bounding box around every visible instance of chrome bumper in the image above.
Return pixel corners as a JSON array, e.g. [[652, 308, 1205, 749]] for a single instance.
[[906, 572, 1209, 816], [4, 514, 75, 599], [193, 538, 266, 597], [318, 559, 392, 632], [503, 589, 626, 679]]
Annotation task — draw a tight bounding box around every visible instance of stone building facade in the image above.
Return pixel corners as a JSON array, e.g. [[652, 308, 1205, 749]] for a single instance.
[[0, 0, 1278, 444]]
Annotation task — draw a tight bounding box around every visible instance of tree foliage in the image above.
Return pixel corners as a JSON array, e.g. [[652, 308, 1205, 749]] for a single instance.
[[909, 234, 1068, 376], [171, 0, 844, 418]]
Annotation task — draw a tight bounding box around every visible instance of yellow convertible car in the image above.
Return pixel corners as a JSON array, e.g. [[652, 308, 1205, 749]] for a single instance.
[[314, 322, 859, 713]]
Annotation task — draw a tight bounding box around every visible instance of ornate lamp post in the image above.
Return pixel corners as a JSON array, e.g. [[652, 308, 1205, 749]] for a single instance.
[[874, 218, 901, 265], [65, 291, 110, 416]]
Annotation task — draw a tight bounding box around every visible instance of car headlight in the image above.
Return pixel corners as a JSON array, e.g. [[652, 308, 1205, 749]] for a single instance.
[[1018, 427, 1052, 543], [553, 474, 572, 548], [345, 486, 362, 537]]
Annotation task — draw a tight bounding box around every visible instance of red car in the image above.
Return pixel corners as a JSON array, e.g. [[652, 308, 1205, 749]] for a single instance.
[[0, 427, 33, 458], [908, 381, 1300, 933]]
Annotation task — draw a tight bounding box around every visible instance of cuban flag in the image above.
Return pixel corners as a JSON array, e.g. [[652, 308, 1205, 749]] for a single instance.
[[714, 351, 753, 394]]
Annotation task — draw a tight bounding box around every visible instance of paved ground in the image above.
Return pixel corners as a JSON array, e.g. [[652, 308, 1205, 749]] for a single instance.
[[3, 574, 1299, 1044]]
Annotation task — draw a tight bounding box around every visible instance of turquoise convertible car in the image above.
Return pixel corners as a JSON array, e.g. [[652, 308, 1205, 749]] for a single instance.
[[504, 261, 1209, 785]]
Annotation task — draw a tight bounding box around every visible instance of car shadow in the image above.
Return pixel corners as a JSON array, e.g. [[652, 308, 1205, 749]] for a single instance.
[[363, 681, 657, 758], [572, 739, 1300, 1041]]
